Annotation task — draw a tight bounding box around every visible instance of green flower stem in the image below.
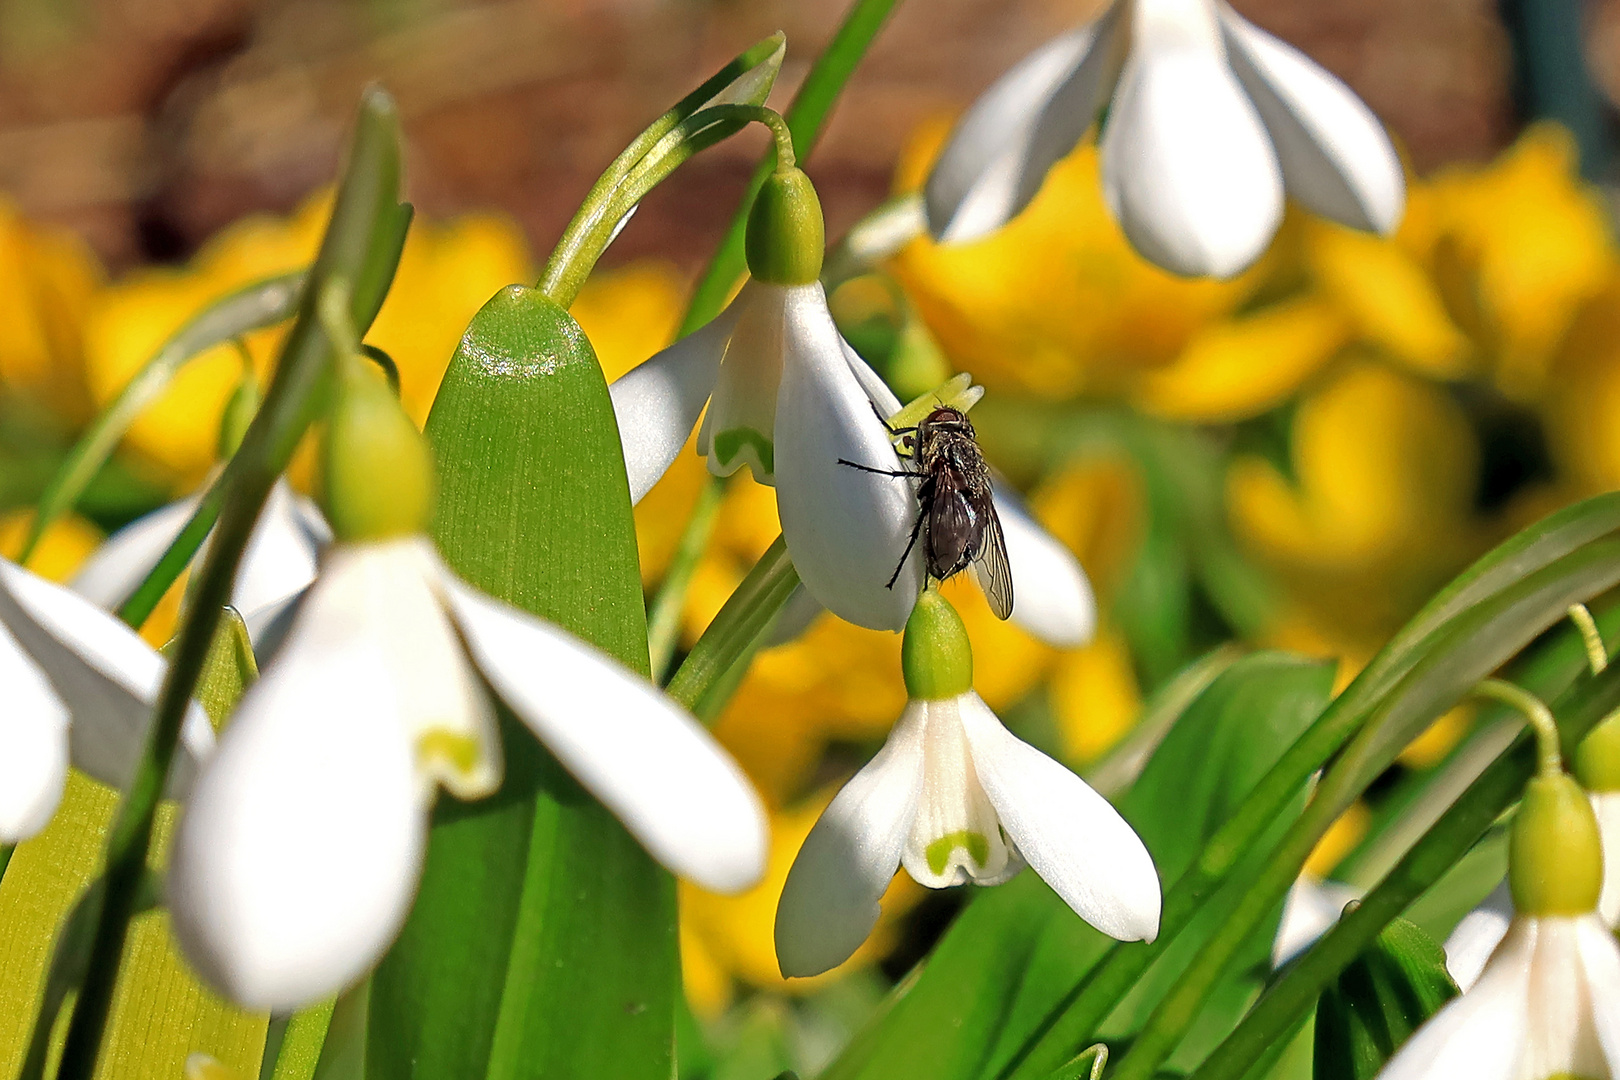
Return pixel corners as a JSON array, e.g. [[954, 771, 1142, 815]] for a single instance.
[[1190, 658, 1620, 1080], [681, 0, 904, 335], [18, 273, 303, 568], [647, 474, 726, 681], [1102, 538, 1620, 1080], [1571, 602, 1608, 673], [52, 88, 408, 1080], [115, 466, 229, 629], [664, 535, 799, 721], [268, 999, 337, 1080], [1473, 678, 1562, 777]]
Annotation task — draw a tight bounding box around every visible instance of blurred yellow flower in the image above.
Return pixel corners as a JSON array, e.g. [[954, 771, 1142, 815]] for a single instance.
[[680, 793, 921, 1016], [0, 199, 103, 423], [1228, 359, 1482, 656], [82, 191, 533, 486], [0, 508, 100, 582]]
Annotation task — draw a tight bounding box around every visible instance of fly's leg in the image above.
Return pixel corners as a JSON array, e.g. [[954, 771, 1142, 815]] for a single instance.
[[886, 509, 925, 590], [837, 458, 922, 478]]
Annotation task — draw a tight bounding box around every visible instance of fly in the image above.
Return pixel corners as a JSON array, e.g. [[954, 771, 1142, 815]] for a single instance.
[[839, 404, 1014, 620]]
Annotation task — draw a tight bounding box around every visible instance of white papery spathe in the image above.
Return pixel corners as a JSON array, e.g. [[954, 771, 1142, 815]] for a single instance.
[[1272, 875, 1360, 969], [0, 557, 213, 842], [775, 688, 1160, 977], [611, 281, 924, 632], [1376, 912, 1620, 1080], [72, 478, 329, 634], [169, 536, 768, 1011], [925, 0, 1404, 278]]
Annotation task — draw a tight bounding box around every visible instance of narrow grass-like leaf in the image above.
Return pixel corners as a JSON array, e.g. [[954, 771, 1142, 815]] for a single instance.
[[368, 285, 672, 1080], [18, 274, 303, 566], [1311, 918, 1456, 1080]]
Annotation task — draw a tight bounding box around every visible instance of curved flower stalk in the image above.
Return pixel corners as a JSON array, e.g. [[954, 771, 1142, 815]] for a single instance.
[[0, 556, 214, 842], [70, 479, 329, 637], [1377, 715, 1620, 1080], [168, 356, 769, 1012], [774, 590, 1159, 977], [924, 0, 1405, 278], [611, 164, 924, 631]]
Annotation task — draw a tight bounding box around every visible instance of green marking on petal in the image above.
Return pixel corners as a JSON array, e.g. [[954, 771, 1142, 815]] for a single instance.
[[925, 831, 990, 876], [416, 731, 482, 779], [713, 427, 774, 475]]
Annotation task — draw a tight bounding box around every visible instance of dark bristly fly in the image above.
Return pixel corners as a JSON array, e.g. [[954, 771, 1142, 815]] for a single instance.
[[838, 404, 1014, 620]]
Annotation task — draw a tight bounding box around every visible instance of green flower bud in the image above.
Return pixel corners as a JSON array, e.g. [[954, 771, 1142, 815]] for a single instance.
[[321, 361, 436, 541], [1509, 771, 1604, 916], [745, 167, 825, 286], [1576, 711, 1620, 793], [216, 371, 261, 460], [902, 589, 973, 700]]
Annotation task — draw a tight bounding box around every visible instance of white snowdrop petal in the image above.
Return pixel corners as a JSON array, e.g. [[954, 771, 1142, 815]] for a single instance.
[[701, 283, 790, 483], [70, 496, 200, 609], [168, 628, 426, 1012], [926, 18, 1118, 242], [1575, 914, 1620, 1071], [994, 489, 1096, 647], [1101, 4, 1283, 278], [0, 558, 213, 798], [290, 493, 334, 548], [1271, 876, 1359, 969], [610, 300, 741, 504], [1219, 6, 1404, 235], [774, 287, 924, 632], [901, 698, 1017, 888], [230, 480, 325, 617], [1380, 919, 1531, 1080], [1523, 916, 1608, 1080], [775, 704, 927, 978], [842, 341, 903, 416], [0, 619, 69, 842], [760, 583, 826, 648], [437, 569, 767, 894], [1591, 792, 1620, 927], [956, 691, 1161, 941], [1442, 881, 1512, 992]]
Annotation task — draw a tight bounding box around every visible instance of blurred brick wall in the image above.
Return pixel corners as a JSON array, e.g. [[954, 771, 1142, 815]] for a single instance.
[[0, 0, 1517, 272]]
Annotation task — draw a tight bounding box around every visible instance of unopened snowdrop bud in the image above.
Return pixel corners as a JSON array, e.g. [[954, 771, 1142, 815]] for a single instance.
[[1509, 772, 1603, 917], [320, 363, 436, 542], [746, 167, 825, 286], [902, 588, 972, 700], [776, 589, 1158, 977], [1577, 713, 1620, 925]]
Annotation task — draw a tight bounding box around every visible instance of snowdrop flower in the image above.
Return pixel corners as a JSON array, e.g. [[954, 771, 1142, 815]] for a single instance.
[[925, 0, 1405, 278], [71, 479, 329, 634], [774, 589, 1159, 977], [168, 356, 768, 1012], [0, 556, 213, 842], [1271, 875, 1359, 968], [1377, 768, 1620, 1080], [611, 164, 923, 631]]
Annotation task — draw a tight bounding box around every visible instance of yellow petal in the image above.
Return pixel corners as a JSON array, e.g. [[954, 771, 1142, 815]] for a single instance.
[[1049, 628, 1142, 765], [0, 509, 102, 582], [1134, 295, 1350, 422]]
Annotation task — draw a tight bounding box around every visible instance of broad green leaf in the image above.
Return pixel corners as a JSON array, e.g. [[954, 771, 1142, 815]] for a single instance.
[[0, 611, 266, 1080], [369, 285, 672, 1080], [821, 653, 1334, 1080], [1312, 919, 1456, 1080]]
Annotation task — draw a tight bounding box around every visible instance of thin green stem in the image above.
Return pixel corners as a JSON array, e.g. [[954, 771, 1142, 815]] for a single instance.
[[1571, 602, 1608, 673], [52, 89, 406, 1080], [1473, 677, 1562, 777], [647, 475, 726, 681], [681, 0, 904, 334], [1190, 659, 1620, 1080]]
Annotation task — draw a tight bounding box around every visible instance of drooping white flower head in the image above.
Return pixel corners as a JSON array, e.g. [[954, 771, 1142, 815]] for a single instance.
[[71, 478, 329, 641], [0, 557, 214, 842], [774, 590, 1158, 977], [1381, 769, 1620, 1079], [168, 536, 769, 1012], [1271, 875, 1359, 969], [925, 0, 1405, 278]]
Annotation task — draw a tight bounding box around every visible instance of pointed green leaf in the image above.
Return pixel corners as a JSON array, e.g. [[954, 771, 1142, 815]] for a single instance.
[[368, 285, 674, 1080], [1313, 918, 1457, 1080]]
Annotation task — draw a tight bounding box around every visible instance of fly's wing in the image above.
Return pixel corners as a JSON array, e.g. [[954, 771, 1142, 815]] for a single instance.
[[972, 500, 1014, 620]]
